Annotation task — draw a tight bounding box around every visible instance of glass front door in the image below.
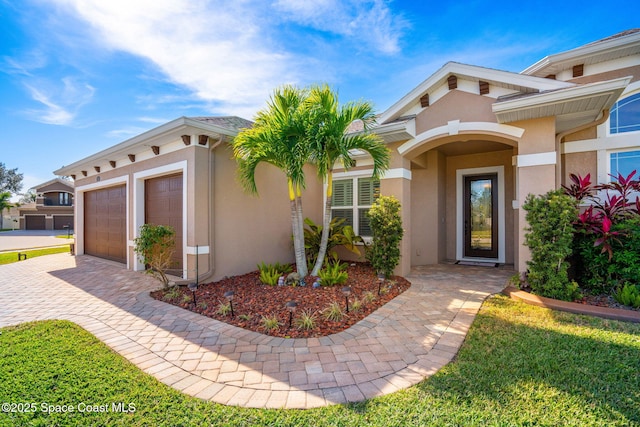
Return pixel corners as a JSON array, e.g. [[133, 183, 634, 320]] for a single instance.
[[463, 174, 498, 259]]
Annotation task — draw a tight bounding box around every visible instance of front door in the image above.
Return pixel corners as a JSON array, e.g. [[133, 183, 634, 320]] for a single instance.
[[463, 174, 498, 259]]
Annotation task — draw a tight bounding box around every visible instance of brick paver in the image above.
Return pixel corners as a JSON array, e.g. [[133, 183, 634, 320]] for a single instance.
[[0, 254, 511, 408]]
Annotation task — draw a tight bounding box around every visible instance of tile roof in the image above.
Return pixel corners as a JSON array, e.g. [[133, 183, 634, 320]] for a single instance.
[[190, 116, 253, 131]]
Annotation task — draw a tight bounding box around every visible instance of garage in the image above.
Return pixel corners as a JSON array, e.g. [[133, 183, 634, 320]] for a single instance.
[[145, 173, 183, 271], [84, 185, 126, 263], [25, 215, 46, 230], [53, 215, 74, 230]]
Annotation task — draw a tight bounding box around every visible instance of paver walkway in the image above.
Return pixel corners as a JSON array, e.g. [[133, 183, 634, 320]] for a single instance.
[[0, 254, 511, 408]]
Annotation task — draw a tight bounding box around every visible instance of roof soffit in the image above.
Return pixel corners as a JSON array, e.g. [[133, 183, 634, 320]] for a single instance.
[[54, 117, 244, 177], [523, 31, 640, 78], [493, 76, 631, 132]]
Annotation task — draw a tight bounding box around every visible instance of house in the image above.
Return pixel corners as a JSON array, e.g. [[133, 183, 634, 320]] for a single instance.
[[54, 117, 322, 280], [55, 30, 640, 280], [17, 178, 75, 230]]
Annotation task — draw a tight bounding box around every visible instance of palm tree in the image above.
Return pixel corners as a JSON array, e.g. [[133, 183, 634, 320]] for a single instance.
[[233, 85, 311, 277], [0, 192, 14, 230], [306, 85, 390, 276]]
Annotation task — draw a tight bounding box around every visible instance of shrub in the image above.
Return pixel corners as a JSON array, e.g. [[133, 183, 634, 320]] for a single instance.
[[294, 310, 317, 330], [258, 263, 280, 286], [363, 291, 376, 304], [523, 190, 579, 301], [366, 196, 403, 278], [216, 302, 231, 316], [260, 315, 280, 332], [162, 286, 181, 302], [564, 171, 640, 294], [133, 223, 176, 288], [318, 259, 348, 286], [323, 301, 345, 322], [614, 283, 640, 308], [303, 217, 363, 269], [351, 298, 363, 313]]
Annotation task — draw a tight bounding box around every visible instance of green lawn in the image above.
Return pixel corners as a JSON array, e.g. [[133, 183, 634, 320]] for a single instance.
[[1, 296, 638, 426], [0, 246, 71, 265]]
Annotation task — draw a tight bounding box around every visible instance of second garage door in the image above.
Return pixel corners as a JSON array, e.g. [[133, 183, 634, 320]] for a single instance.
[[84, 185, 126, 263], [53, 215, 74, 230], [145, 174, 183, 271], [25, 215, 46, 230]]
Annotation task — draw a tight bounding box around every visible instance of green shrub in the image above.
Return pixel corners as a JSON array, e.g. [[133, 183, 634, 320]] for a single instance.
[[575, 218, 640, 295], [294, 310, 317, 330], [303, 217, 363, 269], [257, 262, 292, 285], [366, 196, 403, 278], [318, 259, 348, 286], [614, 283, 640, 308], [216, 302, 231, 316], [323, 301, 345, 322], [260, 315, 280, 332], [523, 190, 579, 301], [133, 223, 176, 288]]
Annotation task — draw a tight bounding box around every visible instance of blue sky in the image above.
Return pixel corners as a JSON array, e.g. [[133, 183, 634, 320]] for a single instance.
[[1, 0, 637, 197]]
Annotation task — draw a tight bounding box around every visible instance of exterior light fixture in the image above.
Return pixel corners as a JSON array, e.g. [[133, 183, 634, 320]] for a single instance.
[[377, 273, 385, 296], [285, 300, 298, 328], [224, 290, 235, 317], [188, 282, 198, 306], [341, 286, 352, 313]]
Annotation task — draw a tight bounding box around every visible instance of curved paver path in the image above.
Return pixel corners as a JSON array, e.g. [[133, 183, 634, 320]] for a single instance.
[[0, 254, 511, 408]]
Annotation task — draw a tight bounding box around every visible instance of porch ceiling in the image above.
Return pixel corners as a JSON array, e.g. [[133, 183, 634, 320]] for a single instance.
[[411, 139, 514, 168]]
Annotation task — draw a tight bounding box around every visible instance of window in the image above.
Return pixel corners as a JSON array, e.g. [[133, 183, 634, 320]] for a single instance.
[[610, 92, 640, 134], [331, 176, 380, 237], [610, 150, 640, 180], [59, 192, 72, 206]]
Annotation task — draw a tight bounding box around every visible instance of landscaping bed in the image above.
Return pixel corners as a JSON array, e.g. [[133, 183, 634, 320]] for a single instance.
[[151, 262, 410, 338]]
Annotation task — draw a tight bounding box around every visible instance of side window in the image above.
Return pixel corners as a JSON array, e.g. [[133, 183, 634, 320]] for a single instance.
[[330, 176, 379, 237], [610, 92, 640, 134], [610, 150, 640, 180]]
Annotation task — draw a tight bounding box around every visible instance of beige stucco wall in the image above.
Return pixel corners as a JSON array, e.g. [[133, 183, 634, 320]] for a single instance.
[[414, 90, 497, 134], [211, 144, 322, 280], [562, 151, 597, 186], [72, 142, 323, 281]]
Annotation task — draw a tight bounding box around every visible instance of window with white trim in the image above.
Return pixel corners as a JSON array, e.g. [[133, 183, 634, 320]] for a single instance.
[[610, 149, 640, 180], [331, 176, 380, 237], [610, 92, 640, 134]]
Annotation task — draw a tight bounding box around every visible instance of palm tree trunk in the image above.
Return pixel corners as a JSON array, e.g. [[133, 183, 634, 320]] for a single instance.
[[311, 171, 332, 276], [295, 184, 308, 277], [289, 180, 307, 277]]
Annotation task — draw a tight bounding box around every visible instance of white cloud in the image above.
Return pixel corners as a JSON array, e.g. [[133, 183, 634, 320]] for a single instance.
[[23, 77, 95, 125], [48, 0, 406, 117], [273, 0, 406, 54]]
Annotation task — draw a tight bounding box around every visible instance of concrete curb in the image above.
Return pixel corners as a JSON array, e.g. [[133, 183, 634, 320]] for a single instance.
[[502, 285, 640, 323]]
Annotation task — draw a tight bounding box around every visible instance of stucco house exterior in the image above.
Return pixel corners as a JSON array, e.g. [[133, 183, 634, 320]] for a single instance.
[[17, 178, 75, 230], [55, 29, 640, 280]]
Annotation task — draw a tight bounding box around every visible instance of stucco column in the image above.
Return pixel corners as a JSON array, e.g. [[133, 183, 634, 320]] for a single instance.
[[512, 117, 557, 272], [379, 149, 412, 277]]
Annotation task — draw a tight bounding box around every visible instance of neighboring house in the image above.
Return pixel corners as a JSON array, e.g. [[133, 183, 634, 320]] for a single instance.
[[55, 30, 640, 280], [17, 178, 75, 231]]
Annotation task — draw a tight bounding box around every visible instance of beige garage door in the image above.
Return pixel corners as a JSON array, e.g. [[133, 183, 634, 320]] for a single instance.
[[84, 185, 126, 263], [145, 173, 183, 271]]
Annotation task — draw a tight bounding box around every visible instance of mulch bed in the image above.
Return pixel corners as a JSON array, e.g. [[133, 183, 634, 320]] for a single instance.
[[151, 262, 410, 338]]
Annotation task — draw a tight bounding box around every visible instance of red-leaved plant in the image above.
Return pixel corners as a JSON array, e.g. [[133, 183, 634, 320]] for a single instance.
[[563, 170, 640, 259]]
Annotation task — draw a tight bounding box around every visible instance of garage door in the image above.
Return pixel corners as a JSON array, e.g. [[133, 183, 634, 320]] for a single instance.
[[53, 215, 74, 230], [145, 173, 183, 271], [25, 215, 46, 230], [84, 185, 126, 263]]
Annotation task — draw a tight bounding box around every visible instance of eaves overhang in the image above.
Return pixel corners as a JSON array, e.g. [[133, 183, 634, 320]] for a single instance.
[[522, 30, 640, 77], [54, 117, 239, 177], [492, 76, 631, 132]]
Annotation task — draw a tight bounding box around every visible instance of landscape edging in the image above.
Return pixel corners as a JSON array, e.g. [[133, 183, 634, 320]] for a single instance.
[[502, 286, 640, 323]]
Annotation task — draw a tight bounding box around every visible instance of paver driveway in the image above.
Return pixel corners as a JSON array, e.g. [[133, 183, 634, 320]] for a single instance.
[[0, 253, 511, 408]]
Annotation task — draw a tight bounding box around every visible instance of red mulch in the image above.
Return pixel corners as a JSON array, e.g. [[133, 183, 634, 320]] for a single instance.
[[151, 262, 411, 338]]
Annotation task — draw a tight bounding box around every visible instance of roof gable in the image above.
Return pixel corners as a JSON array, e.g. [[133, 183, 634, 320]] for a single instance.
[[379, 62, 574, 124]]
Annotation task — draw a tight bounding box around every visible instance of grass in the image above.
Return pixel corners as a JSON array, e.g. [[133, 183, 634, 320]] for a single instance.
[[0, 245, 70, 265], [0, 296, 638, 426]]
